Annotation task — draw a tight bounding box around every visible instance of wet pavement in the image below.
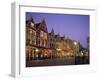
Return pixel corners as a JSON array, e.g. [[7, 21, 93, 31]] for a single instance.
[[26, 56, 89, 67], [26, 57, 75, 67]]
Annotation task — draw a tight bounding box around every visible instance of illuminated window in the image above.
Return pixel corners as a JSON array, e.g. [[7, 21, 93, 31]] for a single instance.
[[30, 29, 33, 34], [44, 32, 47, 39], [40, 31, 44, 37], [33, 30, 36, 36]]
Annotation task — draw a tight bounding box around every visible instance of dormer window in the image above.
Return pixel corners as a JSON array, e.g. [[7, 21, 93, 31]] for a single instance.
[[30, 22, 34, 27]]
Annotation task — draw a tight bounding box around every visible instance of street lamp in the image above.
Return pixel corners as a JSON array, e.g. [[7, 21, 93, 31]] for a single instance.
[[73, 41, 78, 57], [73, 41, 77, 46], [35, 48, 39, 52], [35, 48, 39, 59]]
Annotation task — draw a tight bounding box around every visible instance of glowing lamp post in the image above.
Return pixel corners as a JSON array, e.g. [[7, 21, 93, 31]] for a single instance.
[[73, 41, 77, 46], [35, 48, 39, 52], [35, 48, 39, 59], [73, 41, 78, 56]]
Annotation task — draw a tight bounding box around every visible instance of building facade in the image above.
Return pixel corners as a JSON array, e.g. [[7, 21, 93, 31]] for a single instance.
[[48, 28, 56, 58], [26, 16, 79, 61], [26, 16, 37, 61]]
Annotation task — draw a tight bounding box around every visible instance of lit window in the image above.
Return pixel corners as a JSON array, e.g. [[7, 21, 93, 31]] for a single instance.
[[33, 30, 36, 36], [40, 31, 43, 37], [30, 29, 33, 34], [44, 32, 47, 39]]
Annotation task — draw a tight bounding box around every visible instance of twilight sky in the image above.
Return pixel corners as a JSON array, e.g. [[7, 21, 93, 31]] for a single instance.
[[26, 12, 89, 48]]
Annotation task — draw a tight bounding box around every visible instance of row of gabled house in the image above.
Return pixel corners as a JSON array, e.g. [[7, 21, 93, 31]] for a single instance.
[[26, 16, 79, 61]]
